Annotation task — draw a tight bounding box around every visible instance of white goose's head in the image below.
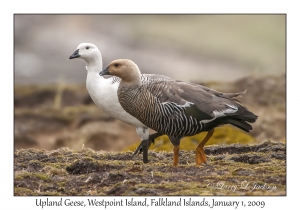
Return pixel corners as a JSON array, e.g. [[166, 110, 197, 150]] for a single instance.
[[69, 43, 102, 69]]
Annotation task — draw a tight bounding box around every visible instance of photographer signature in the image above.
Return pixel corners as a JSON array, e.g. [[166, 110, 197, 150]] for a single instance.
[[206, 181, 276, 192]]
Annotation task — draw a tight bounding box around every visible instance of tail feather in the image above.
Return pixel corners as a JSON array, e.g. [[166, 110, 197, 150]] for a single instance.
[[224, 108, 258, 132], [232, 114, 257, 123], [225, 118, 253, 132]]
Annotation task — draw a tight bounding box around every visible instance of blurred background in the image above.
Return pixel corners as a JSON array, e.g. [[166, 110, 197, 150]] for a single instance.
[[14, 14, 286, 152]]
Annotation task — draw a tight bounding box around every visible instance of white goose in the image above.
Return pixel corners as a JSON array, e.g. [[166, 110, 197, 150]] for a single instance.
[[69, 43, 163, 163]]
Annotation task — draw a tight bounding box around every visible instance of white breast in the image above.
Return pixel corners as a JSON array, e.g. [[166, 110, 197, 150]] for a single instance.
[[86, 72, 146, 127]]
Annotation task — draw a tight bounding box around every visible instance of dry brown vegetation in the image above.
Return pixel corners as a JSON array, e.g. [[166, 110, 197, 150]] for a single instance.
[[14, 141, 286, 196]]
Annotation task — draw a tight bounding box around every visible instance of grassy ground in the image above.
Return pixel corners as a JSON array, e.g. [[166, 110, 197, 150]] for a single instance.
[[14, 141, 286, 196]]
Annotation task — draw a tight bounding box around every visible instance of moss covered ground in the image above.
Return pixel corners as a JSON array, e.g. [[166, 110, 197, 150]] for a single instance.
[[14, 141, 286, 196]]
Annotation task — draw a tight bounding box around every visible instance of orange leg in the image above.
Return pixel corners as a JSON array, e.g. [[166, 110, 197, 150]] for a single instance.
[[173, 145, 180, 166], [195, 129, 214, 165]]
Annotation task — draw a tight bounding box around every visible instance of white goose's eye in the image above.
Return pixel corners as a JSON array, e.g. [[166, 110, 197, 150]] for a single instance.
[[86, 46, 89, 50]]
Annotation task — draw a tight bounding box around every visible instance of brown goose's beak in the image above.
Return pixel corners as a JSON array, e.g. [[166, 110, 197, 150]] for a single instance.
[[99, 66, 110, 76], [69, 49, 80, 59]]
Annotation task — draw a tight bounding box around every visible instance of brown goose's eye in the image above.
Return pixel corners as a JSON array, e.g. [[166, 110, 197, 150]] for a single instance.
[[86, 46, 89, 50], [114, 63, 119, 67]]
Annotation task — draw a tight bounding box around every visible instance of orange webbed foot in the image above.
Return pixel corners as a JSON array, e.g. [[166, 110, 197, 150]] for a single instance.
[[195, 146, 207, 165]]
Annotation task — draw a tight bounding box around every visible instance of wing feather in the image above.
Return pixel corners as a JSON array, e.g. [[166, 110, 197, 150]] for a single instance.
[[141, 77, 247, 121]]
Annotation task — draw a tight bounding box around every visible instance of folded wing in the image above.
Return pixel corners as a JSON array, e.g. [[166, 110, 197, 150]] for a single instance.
[[143, 78, 257, 132]]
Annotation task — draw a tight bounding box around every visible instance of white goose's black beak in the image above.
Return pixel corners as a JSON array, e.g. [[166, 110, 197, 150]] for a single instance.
[[99, 66, 110, 76], [69, 49, 80, 59]]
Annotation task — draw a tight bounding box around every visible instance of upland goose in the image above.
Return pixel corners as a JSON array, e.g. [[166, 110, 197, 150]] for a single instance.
[[100, 59, 258, 166], [69, 43, 164, 163]]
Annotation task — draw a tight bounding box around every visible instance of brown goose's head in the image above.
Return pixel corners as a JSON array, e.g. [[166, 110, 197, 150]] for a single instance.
[[100, 59, 142, 85]]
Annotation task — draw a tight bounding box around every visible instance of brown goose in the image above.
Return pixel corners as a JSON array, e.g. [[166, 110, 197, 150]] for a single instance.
[[100, 59, 258, 166]]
